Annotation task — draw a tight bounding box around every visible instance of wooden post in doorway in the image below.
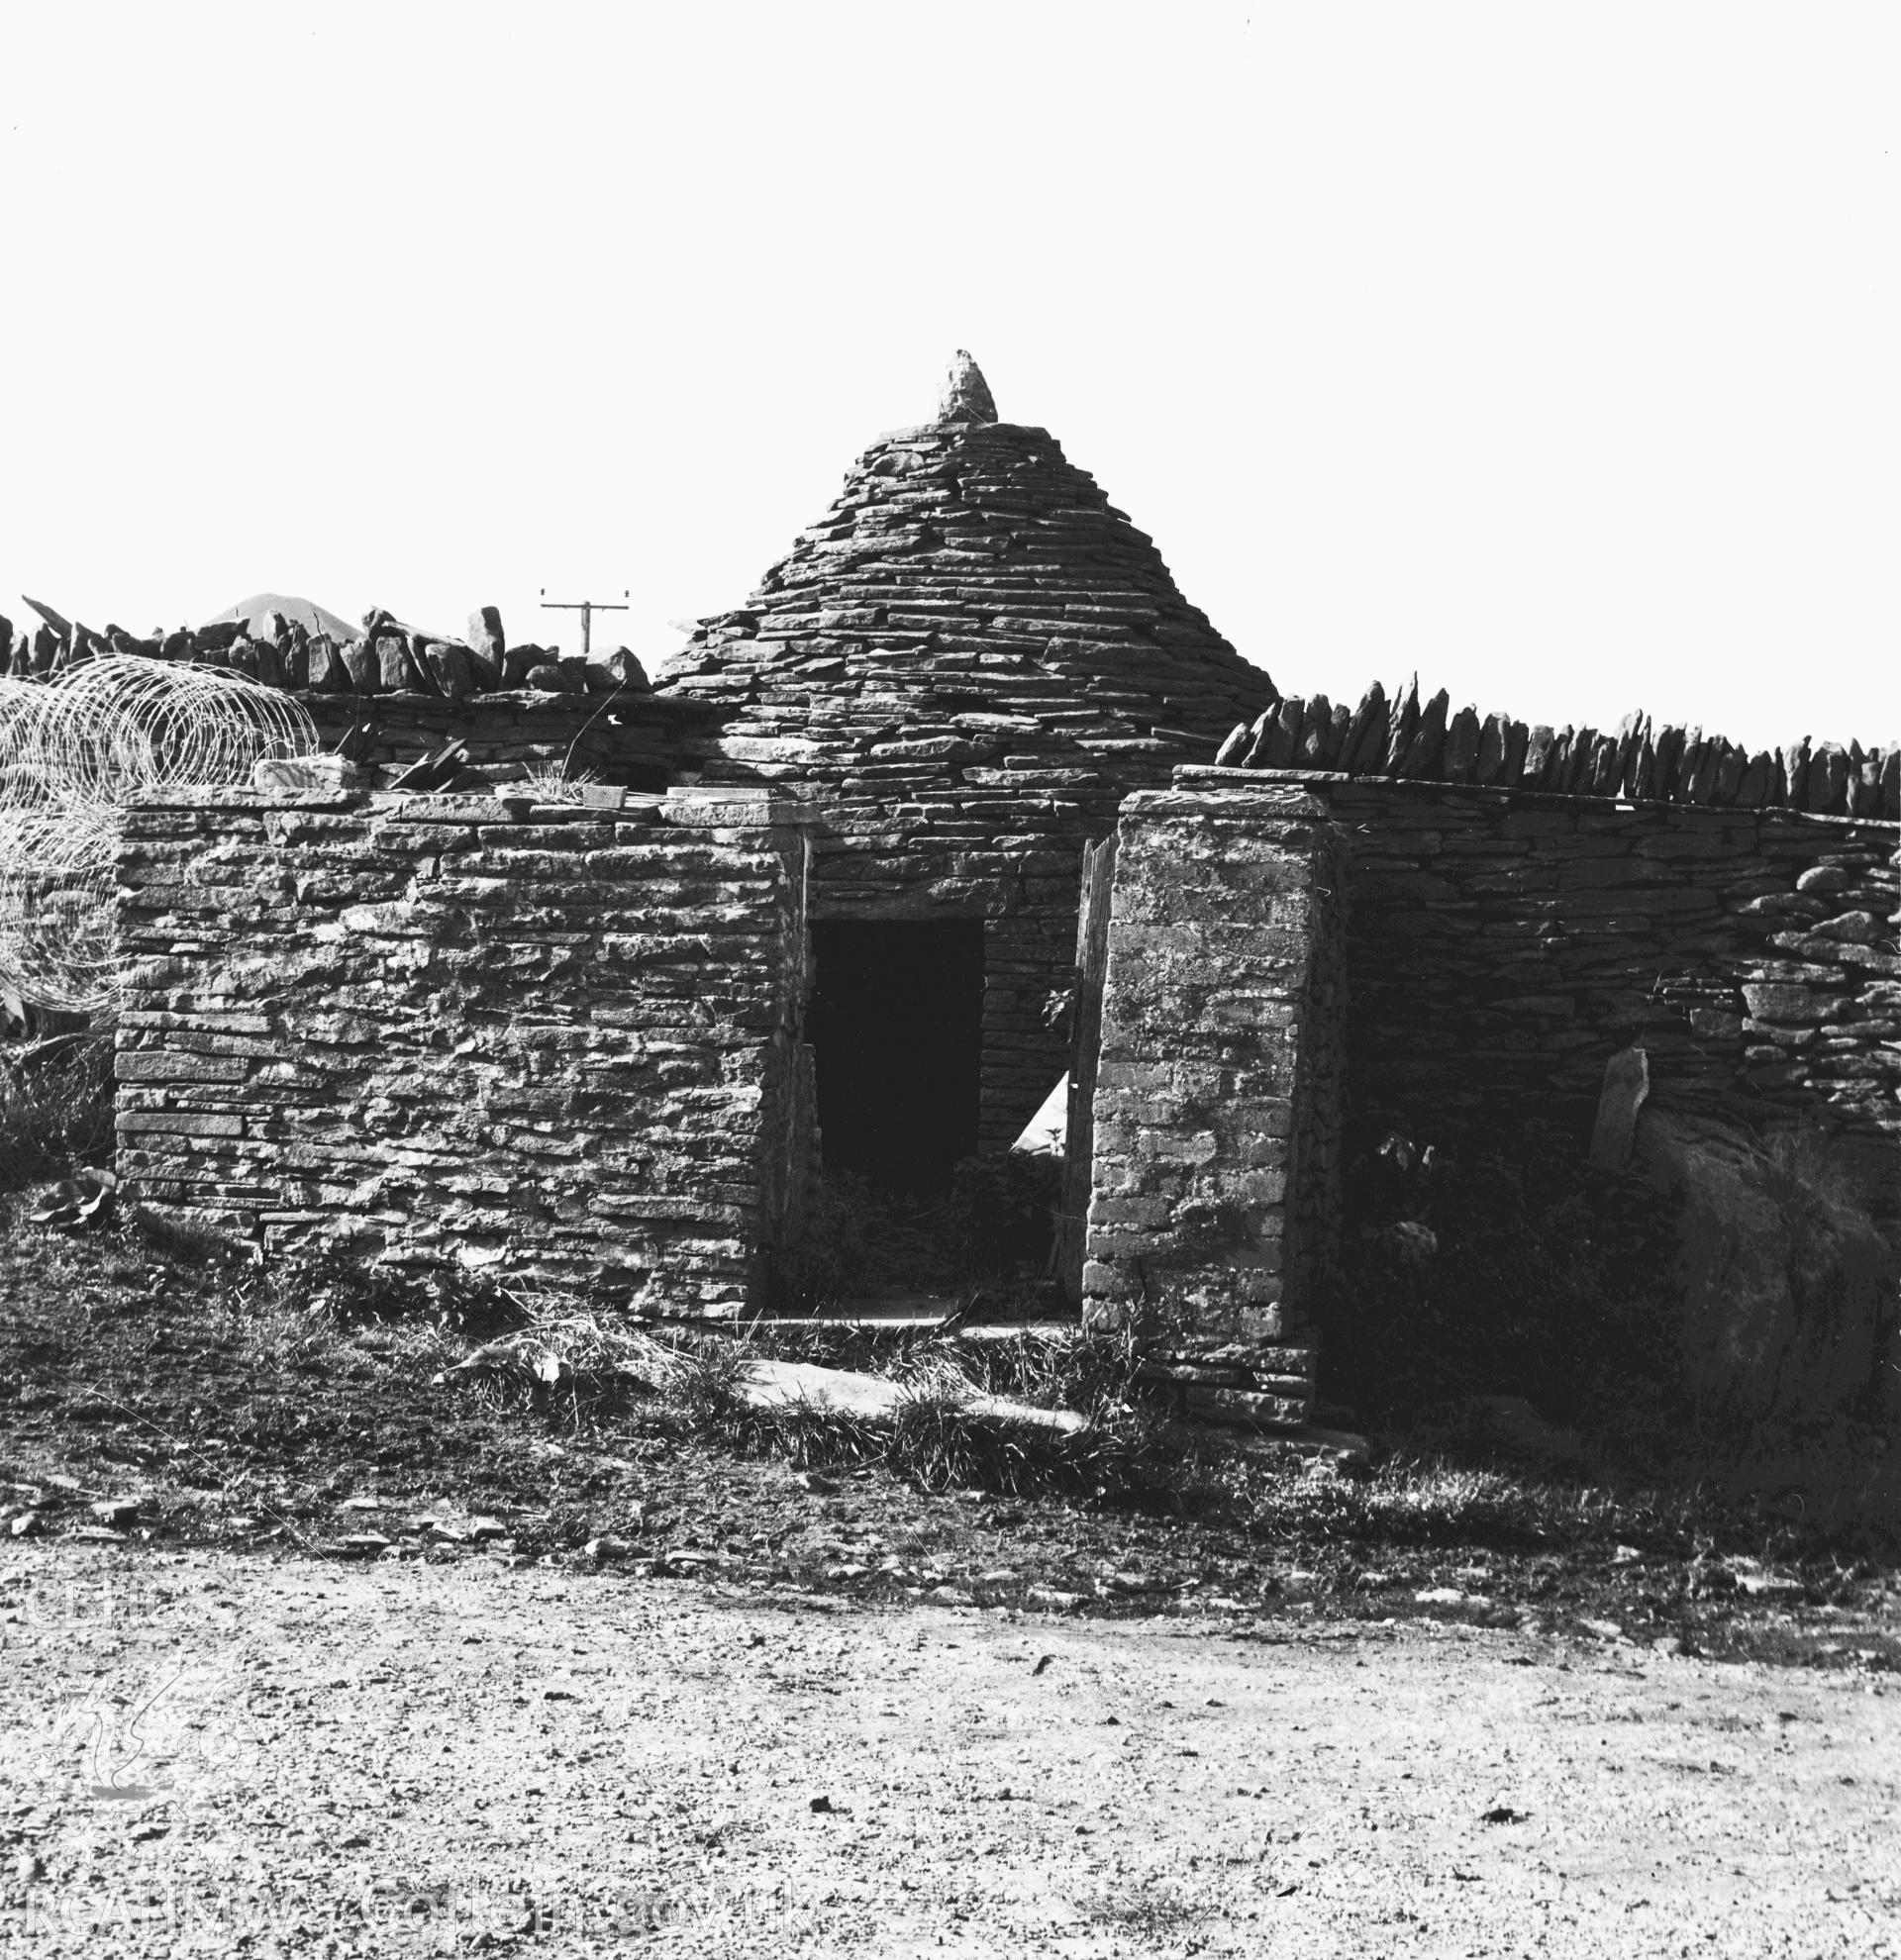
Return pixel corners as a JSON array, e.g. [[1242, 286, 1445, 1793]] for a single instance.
[[1058, 833, 1117, 1303]]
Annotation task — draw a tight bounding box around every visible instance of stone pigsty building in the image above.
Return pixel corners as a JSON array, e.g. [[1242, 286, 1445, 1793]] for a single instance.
[[110, 356, 1901, 1425]]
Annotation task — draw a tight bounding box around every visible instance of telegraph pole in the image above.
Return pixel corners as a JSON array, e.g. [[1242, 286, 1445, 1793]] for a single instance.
[[539, 588, 629, 658]]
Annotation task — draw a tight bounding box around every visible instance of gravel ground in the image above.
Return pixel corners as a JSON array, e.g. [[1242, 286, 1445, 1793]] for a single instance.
[[2, 1544, 1896, 1957]]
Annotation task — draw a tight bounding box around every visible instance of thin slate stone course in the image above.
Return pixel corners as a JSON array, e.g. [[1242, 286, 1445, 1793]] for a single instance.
[[114, 788, 814, 1310]]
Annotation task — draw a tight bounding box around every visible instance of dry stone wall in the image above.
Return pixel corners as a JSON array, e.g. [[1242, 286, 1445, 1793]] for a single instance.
[[1082, 784, 1345, 1426], [1082, 771, 1894, 1424], [114, 787, 814, 1314], [1, 601, 647, 704], [300, 692, 710, 791], [1159, 767, 1898, 1193]]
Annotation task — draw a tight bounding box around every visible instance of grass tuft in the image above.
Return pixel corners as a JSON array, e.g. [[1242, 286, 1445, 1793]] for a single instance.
[[516, 760, 600, 803]]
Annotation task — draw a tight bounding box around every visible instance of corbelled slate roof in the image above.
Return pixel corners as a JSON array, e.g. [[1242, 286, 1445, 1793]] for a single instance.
[[658, 354, 1275, 776]]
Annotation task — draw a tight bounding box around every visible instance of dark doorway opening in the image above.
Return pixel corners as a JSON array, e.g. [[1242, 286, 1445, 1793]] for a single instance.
[[807, 920, 983, 1192]]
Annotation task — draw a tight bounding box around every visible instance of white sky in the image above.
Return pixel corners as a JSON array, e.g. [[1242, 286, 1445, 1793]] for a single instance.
[[1, 3, 1894, 753]]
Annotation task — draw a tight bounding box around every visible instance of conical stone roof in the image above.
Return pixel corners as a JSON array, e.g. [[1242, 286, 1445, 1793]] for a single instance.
[[658, 356, 1279, 1156], [658, 355, 1275, 777]]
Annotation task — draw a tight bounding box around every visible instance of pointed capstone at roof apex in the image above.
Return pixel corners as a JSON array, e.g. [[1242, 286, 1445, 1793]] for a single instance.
[[936, 350, 997, 425]]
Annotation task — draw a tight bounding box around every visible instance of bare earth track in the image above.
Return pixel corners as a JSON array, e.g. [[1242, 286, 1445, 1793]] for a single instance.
[[1, 1547, 1898, 1956], [3, 1205, 1900, 1951]]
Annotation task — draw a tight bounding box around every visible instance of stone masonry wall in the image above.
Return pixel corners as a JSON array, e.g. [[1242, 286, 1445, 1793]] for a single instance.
[[303, 692, 712, 791], [1172, 771, 1901, 1185], [1080, 770, 1895, 1425], [1081, 785, 1344, 1425], [114, 787, 814, 1315]]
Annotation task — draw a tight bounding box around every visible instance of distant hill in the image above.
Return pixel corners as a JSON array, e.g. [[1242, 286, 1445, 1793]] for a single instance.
[[200, 593, 358, 641]]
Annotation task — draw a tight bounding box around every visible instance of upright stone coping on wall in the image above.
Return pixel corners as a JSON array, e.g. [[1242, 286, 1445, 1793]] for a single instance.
[[114, 785, 816, 1316], [1081, 783, 1344, 1428]]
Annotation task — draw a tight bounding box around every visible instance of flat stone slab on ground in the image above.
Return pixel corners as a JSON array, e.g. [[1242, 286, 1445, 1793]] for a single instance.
[[737, 1357, 1088, 1434]]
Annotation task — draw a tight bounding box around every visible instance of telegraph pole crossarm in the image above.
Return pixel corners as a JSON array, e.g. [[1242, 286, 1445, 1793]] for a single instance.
[[539, 588, 630, 658]]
